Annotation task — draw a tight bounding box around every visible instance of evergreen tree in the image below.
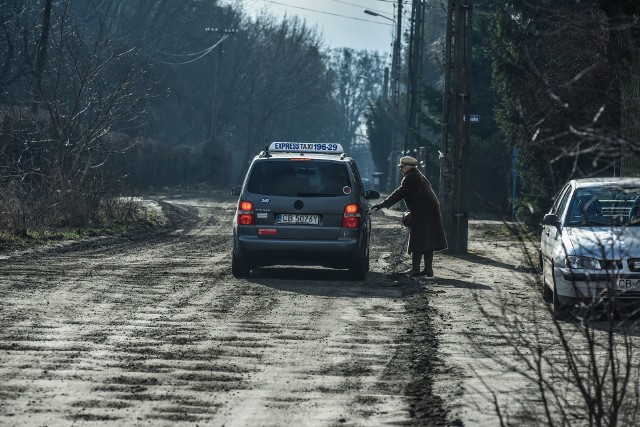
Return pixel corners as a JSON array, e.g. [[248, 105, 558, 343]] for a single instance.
[[486, 0, 619, 226]]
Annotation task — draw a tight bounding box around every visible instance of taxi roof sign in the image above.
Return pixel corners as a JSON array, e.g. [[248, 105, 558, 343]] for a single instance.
[[269, 142, 344, 154]]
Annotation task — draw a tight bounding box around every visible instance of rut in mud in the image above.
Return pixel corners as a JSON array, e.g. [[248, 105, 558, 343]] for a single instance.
[[0, 195, 446, 426]]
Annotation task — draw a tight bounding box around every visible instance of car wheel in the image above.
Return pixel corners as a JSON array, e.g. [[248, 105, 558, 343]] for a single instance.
[[538, 250, 544, 274], [543, 283, 553, 303], [541, 255, 552, 302], [552, 278, 571, 321], [232, 254, 250, 278], [349, 255, 369, 280], [547, 265, 573, 320]]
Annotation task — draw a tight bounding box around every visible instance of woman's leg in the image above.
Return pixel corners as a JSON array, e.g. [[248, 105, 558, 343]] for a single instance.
[[412, 251, 422, 272], [403, 251, 423, 275], [422, 251, 434, 276]]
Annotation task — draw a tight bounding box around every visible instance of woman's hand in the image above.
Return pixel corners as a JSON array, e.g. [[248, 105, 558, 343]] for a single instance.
[[370, 203, 384, 211]]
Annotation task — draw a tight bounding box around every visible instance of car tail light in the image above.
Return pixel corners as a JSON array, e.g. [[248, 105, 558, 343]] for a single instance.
[[342, 204, 361, 228], [237, 201, 254, 225]]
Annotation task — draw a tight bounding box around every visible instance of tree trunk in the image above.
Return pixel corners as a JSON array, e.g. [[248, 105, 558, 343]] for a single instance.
[[34, 0, 52, 100], [600, 1, 640, 175]]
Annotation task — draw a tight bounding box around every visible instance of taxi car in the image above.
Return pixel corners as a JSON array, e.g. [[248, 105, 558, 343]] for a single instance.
[[231, 142, 380, 279], [540, 177, 640, 318]]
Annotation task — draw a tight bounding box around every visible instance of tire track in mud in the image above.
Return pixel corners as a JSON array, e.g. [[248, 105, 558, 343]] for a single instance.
[[0, 196, 447, 426], [0, 197, 241, 423], [73, 198, 247, 424]]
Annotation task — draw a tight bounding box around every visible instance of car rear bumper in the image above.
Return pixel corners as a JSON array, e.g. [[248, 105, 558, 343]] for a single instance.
[[234, 235, 365, 268]]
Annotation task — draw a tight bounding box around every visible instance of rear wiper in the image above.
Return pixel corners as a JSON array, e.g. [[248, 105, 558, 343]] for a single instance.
[[297, 192, 336, 197]]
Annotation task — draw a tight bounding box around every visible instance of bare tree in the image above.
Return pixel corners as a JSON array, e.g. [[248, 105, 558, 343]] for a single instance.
[[330, 48, 386, 152], [467, 222, 640, 426], [475, 2, 640, 420], [230, 15, 337, 172], [0, 1, 152, 234], [33, 0, 52, 109], [486, 0, 621, 227], [0, 0, 29, 98]]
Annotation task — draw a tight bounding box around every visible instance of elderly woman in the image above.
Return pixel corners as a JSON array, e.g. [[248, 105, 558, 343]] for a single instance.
[[371, 156, 447, 277]]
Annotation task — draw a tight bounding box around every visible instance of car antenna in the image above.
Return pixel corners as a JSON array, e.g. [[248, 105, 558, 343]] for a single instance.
[[259, 140, 271, 158], [261, 140, 271, 158]]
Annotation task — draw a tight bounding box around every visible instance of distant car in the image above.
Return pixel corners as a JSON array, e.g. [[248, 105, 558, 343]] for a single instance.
[[231, 142, 380, 279], [540, 177, 640, 318]]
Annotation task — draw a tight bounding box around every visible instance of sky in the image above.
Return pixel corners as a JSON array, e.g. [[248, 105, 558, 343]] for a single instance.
[[237, 0, 397, 56]]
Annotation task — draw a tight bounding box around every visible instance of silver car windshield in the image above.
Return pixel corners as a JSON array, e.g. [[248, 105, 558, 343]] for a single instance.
[[565, 187, 640, 226], [247, 160, 352, 197]]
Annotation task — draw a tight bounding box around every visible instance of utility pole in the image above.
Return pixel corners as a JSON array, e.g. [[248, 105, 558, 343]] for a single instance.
[[383, 66, 389, 100], [389, 0, 403, 191], [404, 0, 425, 155], [390, 0, 402, 106], [439, 0, 473, 254], [364, 6, 401, 191]]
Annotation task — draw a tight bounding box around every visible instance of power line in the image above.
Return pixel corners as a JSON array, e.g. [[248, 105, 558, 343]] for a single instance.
[[151, 41, 223, 58], [261, 0, 392, 25], [328, 0, 387, 15], [153, 35, 229, 65]]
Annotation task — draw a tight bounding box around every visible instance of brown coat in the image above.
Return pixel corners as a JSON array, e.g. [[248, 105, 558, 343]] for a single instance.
[[379, 168, 448, 254]]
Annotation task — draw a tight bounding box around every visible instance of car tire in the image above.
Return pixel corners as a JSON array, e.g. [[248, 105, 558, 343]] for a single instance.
[[548, 266, 573, 320], [232, 254, 250, 278], [538, 250, 544, 274], [543, 283, 553, 303], [542, 264, 553, 302], [349, 255, 369, 280], [552, 282, 572, 321]]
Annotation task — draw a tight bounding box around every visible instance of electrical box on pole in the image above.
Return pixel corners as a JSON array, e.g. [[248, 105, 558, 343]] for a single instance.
[[438, 0, 473, 254]]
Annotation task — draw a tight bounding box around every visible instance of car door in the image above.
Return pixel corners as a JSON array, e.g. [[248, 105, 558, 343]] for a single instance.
[[541, 183, 572, 284], [347, 160, 370, 250]]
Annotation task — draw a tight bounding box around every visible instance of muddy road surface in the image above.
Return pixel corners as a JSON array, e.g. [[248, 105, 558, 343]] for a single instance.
[[0, 195, 446, 426], [0, 194, 585, 426]]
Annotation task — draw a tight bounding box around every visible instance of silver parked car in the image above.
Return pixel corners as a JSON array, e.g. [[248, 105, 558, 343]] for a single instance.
[[540, 177, 640, 318], [231, 142, 380, 279]]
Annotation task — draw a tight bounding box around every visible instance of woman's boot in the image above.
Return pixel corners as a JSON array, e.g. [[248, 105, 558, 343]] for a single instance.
[[402, 252, 422, 276], [420, 251, 434, 277]]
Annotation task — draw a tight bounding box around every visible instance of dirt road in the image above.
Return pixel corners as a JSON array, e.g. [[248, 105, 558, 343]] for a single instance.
[[0, 194, 573, 426]]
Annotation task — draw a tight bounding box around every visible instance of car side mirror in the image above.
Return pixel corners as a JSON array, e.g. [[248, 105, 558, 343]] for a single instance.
[[231, 186, 242, 197], [365, 190, 380, 200], [542, 213, 560, 227]]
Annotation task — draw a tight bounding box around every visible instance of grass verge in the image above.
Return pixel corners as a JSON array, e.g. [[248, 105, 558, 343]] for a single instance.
[[0, 202, 165, 253]]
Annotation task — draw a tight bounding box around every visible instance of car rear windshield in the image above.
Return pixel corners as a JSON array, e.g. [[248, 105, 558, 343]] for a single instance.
[[566, 187, 640, 226], [247, 160, 353, 197]]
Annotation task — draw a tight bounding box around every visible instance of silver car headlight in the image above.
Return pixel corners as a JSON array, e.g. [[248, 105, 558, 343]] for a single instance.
[[565, 255, 601, 270]]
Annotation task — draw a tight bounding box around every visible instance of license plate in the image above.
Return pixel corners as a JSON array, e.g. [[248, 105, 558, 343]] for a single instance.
[[616, 278, 640, 289], [277, 213, 319, 225]]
